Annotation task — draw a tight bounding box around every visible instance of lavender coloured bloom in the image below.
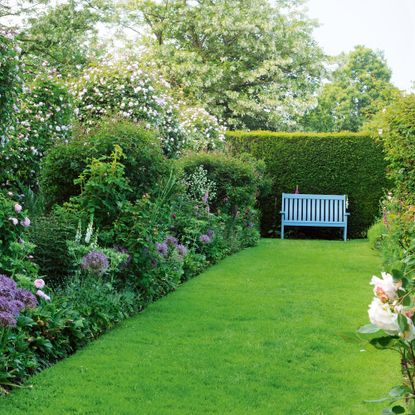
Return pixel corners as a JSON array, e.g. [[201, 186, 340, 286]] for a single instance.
[[156, 242, 168, 256], [0, 296, 17, 314], [14, 288, 38, 309], [0, 274, 17, 292], [176, 244, 188, 257], [81, 251, 109, 275], [0, 311, 16, 328], [199, 234, 211, 244], [165, 236, 178, 247]]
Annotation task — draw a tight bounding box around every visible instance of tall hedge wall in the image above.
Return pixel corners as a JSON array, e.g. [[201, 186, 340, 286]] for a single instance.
[[227, 131, 390, 238]]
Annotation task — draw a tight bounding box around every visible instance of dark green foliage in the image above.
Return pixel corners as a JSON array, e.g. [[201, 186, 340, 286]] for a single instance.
[[227, 131, 389, 237], [29, 207, 80, 287], [40, 121, 170, 208]]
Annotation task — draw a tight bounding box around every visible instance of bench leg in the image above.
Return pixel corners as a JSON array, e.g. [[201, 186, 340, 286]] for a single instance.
[[343, 225, 347, 241], [281, 224, 284, 239]]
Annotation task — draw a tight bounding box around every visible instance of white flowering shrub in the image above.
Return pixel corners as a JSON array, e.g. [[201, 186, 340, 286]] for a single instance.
[[179, 106, 226, 152], [183, 165, 217, 204], [70, 61, 187, 157], [2, 71, 72, 188], [0, 33, 22, 145]]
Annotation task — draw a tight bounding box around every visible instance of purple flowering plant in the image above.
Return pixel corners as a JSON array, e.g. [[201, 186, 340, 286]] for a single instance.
[[81, 251, 110, 275], [0, 274, 37, 328]]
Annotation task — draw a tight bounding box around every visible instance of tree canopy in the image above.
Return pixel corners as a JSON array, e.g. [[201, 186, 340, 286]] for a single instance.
[[302, 45, 401, 132], [123, 0, 325, 130]]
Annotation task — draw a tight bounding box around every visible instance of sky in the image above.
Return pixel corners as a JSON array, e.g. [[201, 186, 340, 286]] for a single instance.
[[306, 0, 415, 91]]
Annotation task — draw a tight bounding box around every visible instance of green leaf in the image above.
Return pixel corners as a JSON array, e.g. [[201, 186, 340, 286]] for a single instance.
[[403, 295, 412, 307], [358, 324, 380, 334], [370, 336, 399, 350], [392, 406, 406, 414], [398, 314, 409, 333], [392, 269, 404, 281]]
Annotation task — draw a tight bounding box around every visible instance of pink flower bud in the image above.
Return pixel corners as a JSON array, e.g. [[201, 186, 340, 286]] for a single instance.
[[36, 290, 51, 302], [14, 203, 22, 213], [34, 279, 45, 289]]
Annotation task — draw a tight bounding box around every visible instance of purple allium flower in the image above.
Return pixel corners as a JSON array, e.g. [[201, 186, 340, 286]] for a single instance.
[[199, 234, 211, 244], [81, 251, 109, 275], [176, 244, 188, 257], [0, 274, 17, 297], [21, 217, 31, 227], [14, 288, 38, 309], [165, 236, 178, 247], [0, 311, 16, 328], [156, 242, 168, 256]]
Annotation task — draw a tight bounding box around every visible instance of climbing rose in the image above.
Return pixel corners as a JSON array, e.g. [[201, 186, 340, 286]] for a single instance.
[[368, 297, 400, 334], [14, 203, 22, 213], [371, 272, 401, 301]]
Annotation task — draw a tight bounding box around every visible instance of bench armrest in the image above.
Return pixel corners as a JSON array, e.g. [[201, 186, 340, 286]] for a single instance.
[[280, 211, 285, 216], [345, 212, 350, 216]]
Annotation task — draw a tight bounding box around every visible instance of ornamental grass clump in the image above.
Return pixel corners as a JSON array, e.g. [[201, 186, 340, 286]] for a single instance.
[[0, 275, 37, 327]]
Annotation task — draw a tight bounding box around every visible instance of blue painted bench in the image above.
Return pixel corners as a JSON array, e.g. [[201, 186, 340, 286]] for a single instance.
[[280, 193, 350, 241]]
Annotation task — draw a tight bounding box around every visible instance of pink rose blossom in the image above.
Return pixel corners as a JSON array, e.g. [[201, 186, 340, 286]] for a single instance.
[[9, 217, 18, 225], [34, 279, 45, 289], [14, 203, 22, 213], [36, 290, 51, 302], [21, 217, 31, 227]]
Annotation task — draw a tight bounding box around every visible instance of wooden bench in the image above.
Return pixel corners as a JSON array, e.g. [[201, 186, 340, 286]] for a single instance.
[[280, 193, 350, 241]]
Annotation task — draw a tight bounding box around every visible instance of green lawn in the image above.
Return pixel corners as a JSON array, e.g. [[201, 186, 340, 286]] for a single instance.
[[1, 240, 399, 414]]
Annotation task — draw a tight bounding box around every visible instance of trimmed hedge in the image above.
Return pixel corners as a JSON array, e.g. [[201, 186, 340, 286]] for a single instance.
[[227, 131, 390, 237]]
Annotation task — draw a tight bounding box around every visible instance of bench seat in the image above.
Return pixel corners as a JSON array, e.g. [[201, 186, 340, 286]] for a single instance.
[[280, 193, 349, 240]]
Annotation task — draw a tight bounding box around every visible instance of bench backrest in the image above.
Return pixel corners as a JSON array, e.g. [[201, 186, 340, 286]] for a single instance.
[[282, 193, 347, 224]]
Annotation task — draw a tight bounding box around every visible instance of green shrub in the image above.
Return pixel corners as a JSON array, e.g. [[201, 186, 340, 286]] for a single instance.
[[374, 94, 415, 201], [177, 152, 266, 216], [367, 220, 387, 251], [40, 120, 170, 208], [227, 131, 389, 237]]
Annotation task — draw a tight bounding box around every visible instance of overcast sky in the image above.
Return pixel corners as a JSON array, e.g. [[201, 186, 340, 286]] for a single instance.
[[306, 0, 415, 91]]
